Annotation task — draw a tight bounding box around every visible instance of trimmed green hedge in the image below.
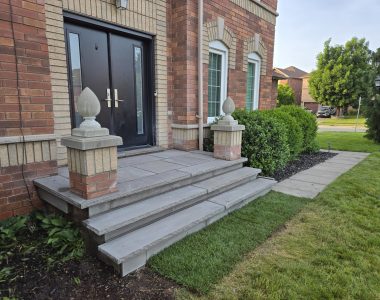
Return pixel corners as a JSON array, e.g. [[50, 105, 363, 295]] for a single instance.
[[277, 105, 319, 152], [262, 109, 303, 160], [232, 109, 290, 175]]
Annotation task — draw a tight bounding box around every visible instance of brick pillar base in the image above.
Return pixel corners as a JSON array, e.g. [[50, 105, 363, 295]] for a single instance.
[[211, 124, 245, 161], [62, 129, 122, 200]]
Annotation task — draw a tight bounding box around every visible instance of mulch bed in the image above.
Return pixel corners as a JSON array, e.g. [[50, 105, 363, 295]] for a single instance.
[[1, 244, 178, 300], [272, 151, 337, 182]]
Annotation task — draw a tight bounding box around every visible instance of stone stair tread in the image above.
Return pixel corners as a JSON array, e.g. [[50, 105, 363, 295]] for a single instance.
[[34, 158, 247, 211], [98, 177, 275, 266], [207, 178, 276, 209], [83, 185, 207, 235], [193, 167, 261, 192], [84, 167, 261, 236], [98, 201, 224, 264]]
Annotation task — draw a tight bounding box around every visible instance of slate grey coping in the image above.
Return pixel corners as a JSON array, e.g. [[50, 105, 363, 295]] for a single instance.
[[99, 201, 224, 264], [273, 151, 370, 199], [84, 185, 207, 235], [61, 134, 122, 150]]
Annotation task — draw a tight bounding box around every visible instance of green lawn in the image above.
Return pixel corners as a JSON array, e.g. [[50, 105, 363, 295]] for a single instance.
[[148, 193, 311, 293], [318, 116, 366, 126], [203, 153, 380, 300], [317, 132, 380, 153]]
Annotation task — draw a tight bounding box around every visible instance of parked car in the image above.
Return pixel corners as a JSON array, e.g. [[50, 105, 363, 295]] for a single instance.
[[317, 106, 336, 118]]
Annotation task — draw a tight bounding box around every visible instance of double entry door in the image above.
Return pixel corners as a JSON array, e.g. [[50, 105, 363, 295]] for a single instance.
[[65, 21, 153, 149]]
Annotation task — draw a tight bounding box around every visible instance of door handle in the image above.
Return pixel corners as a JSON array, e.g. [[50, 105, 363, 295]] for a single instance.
[[104, 88, 111, 108], [114, 89, 125, 108]]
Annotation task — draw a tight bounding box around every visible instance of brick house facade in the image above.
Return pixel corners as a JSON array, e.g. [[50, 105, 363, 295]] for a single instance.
[[0, 0, 278, 220], [275, 66, 308, 106]]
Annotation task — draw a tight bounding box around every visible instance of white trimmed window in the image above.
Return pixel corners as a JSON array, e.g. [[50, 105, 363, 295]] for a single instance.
[[208, 40, 228, 123], [246, 53, 261, 111]]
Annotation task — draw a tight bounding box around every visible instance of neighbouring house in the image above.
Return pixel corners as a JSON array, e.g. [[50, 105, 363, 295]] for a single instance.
[[275, 66, 308, 105], [301, 73, 320, 113], [272, 68, 287, 104], [0, 0, 279, 220]]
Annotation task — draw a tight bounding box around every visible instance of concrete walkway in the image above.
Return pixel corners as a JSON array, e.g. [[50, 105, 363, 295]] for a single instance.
[[273, 150, 370, 198], [318, 125, 366, 133]]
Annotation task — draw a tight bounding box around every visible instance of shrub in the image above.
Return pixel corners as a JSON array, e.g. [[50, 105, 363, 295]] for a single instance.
[[232, 109, 290, 175], [277, 84, 295, 106], [364, 94, 380, 143], [277, 105, 319, 152], [262, 109, 303, 160]]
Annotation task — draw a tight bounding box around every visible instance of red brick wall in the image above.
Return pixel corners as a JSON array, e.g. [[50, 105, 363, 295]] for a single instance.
[[0, 160, 57, 220], [168, 0, 277, 127], [279, 78, 303, 105], [0, 0, 56, 221], [0, 0, 53, 137], [203, 0, 277, 117], [168, 0, 199, 125]]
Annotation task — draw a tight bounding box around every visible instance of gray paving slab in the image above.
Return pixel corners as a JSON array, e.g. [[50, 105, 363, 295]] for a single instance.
[[149, 149, 188, 159], [118, 155, 162, 167], [133, 160, 186, 173], [290, 173, 338, 185], [164, 153, 213, 166], [179, 157, 247, 176], [117, 166, 155, 182], [273, 151, 369, 199]]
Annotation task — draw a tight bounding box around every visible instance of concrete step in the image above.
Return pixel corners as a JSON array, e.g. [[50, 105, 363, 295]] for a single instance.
[[83, 167, 261, 243], [98, 177, 276, 276], [34, 156, 247, 218]]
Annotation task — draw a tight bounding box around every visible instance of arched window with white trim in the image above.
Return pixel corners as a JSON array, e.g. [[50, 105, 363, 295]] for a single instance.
[[208, 40, 228, 123], [246, 52, 261, 111]]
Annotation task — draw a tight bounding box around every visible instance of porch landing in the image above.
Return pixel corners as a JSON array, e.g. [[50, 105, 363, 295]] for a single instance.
[[34, 150, 276, 276]]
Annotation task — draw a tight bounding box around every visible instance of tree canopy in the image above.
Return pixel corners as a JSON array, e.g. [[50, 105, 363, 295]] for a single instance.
[[309, 38, 375, 110], [277, 84, 295, 107]]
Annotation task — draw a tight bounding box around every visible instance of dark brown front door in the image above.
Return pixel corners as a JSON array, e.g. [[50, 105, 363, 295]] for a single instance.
[[65, 22, 153, 149]]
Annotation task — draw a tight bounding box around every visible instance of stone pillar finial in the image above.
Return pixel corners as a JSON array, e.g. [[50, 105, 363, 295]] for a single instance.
[[219, 97, 237, 125], [77, 87, 101, 129], [211, 96, 245, 161]]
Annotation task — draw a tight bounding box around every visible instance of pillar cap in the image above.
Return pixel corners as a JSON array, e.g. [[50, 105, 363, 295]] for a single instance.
[[61, 135, 122, 150]]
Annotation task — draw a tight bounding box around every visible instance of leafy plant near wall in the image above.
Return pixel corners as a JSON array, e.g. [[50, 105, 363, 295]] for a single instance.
[[232, 109, 290, 176], [34, 212, 84, 264], [277, 84, 296, 107], [277, 105, 319, 153], [0, 212, 84, 284]]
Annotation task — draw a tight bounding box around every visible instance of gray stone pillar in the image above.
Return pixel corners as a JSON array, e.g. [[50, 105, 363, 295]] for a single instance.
[[211, 97, 245, 161], [61, 88, 122, 199]]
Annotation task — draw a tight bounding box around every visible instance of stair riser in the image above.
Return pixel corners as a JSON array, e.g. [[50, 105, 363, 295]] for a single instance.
[[105, 186, 274, 276], [89, 173, 259, 243], [87, 163, 244, 217]]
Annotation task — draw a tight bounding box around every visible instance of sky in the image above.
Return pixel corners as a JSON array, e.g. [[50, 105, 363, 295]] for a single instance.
[[274, 0, 380, 73]]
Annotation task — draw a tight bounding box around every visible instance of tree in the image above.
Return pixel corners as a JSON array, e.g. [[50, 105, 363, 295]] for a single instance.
[[277, 84, 295, 107], [364, 48, 380, 142], [309, 38, 375, 115]]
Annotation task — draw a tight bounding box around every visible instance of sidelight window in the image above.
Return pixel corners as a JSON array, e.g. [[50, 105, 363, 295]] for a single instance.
[[246, 53, 261, 111], [208, 41, 228, 123], [134, 46, 144, 135], [68, 33, 83, 127]]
